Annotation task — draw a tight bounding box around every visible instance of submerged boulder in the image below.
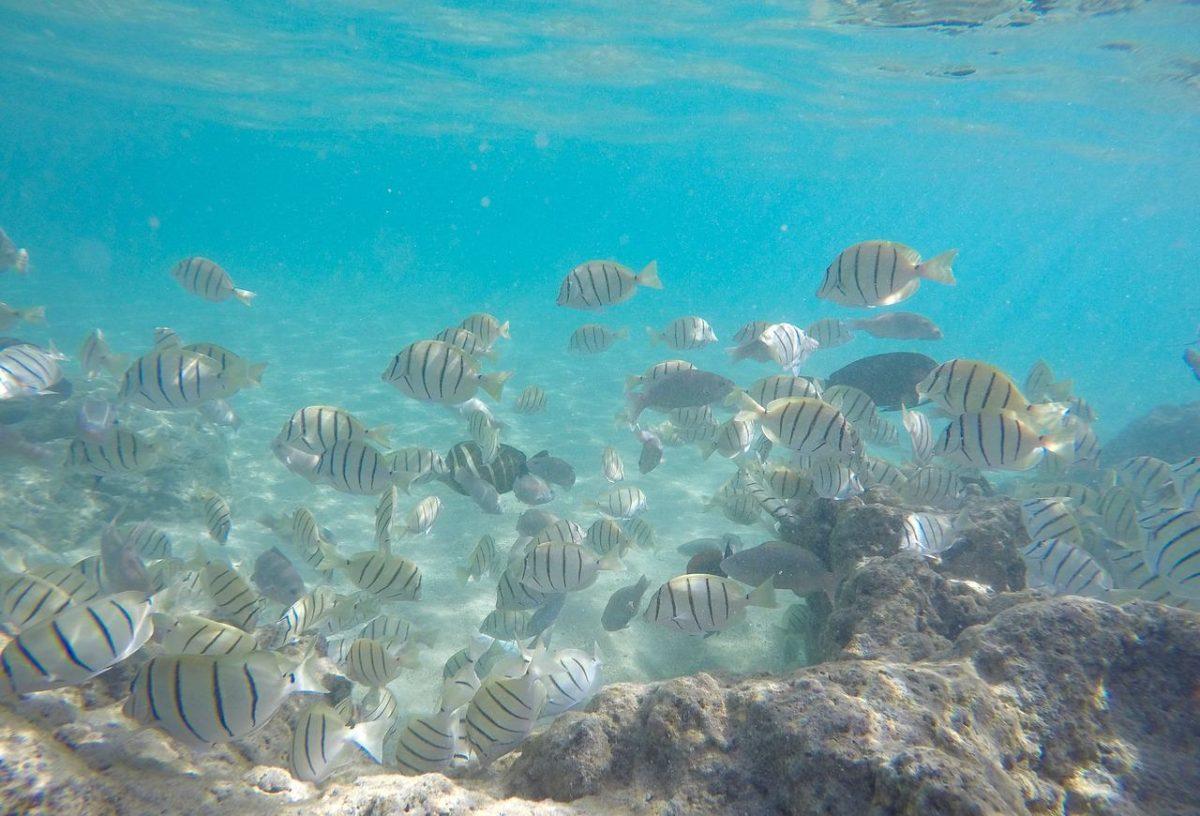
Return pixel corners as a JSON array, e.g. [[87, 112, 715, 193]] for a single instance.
[[1102, 401, 1200, 466]]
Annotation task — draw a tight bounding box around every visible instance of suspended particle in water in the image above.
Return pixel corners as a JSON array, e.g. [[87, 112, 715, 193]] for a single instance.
[[534, 132, 550, 150], [480, 197, 491, 209]]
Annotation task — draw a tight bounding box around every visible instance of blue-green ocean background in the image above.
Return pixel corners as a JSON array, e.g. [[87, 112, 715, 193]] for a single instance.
[[0, 3, 1198, 684]]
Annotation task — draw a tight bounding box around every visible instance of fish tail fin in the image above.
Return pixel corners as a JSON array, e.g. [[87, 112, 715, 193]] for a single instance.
[[232, 288, 256, 306], [726, 344, 748, 363], [1028, 401, 1069, 429], [455, 566, 474, 582], [290, 647, 326, 694], [349, 717, 391, 764], [636, 260, 662, 290], [624, 375, 641, 391], [1047, 379, 1074, 401], [645, 326, 661, 345], [105, 353, 130, 376], [746, 577, 777, 609], [725, 389, 764, 415], [698, 441, 718, 460], [20, 306, 45, 324], [918, 249, 957, 285], [478, 371, 512, 401], [244, 361, 268, 387], [498, 320, 511, 339], [1038, 429, 1075, 456], [366, 424, 393, 448], [614, 327, 630, 341], [597, 555, 623, 572]]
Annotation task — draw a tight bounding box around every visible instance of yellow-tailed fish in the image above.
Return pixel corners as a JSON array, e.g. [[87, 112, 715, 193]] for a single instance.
[[568, 324, 628, 354], [519, 542, 613, 593], [458, 313, 510, 349], [200, 491, 232, 544], [315, 440, 394, 495], [933, 412, 1069, 471], [382, 340, 510, 405], [290, 701, 388, 783], [514, 385, 547, 414], [463, 669, 546, 765], [805, 318, 854, 350], [118, 349, 230, 410], [458, 535, 500, 582], [343, 551, 422, 602], [647, 316, 717, 350], [817, 240, 955, 308], [276, 405, 391, 455], [916, 359, 1064, 428], [735, 395, 859, 460], [642, 575, 776, 635], [557, 260, 661, 310], [433, 327, 497, 361], [65, 429, 158, 475]]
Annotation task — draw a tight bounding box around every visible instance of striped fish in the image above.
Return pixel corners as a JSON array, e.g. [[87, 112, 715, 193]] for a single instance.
[[479, 609, 536, 641], [817, 240, 956, 308], [625, 359, 695, 391], [342, 637, 405, 687], [933, 412, 1066, 471], [668, 405, 715, 429], [276, 405, 390, 455], [647, 316, 717, 350], [900, 512, 958, 555], [738, 396, 859, 460], [315, 440, 394, 495], [805, 318, 854, 350], [442, 634, 494, 680], [902, 405, 933, 465], [765, 465, 811, 500], [519, 542, 607, 594], [1021, 498, 1083, 545], [290, 702, 388, 783], [0, 301, 40, 331], [1020, 539, 1112, 599], [25, 566, 101, 603], [568, 324, 627, 354], [0, 591, 155, 696], [290, 508, 336, 572], [0, 343, 64, 399], [557, 260, 661, 310], [823, 385, 895, 449], [525, 517, 585, 548], [862, 456, 908, 491], [1024, 360, 1072, 402], [756, 323, 819, 372], [170, 257, 255, 305], [732, 467, 797, 527], [716, 493, 762, 525], [394, 709, 467, 775], [514, 385, 547, 414], [200, 491, 232, 544], [601, 446, 624, 483], [0, 571, 74, 630], [463, 669, 547, 765], [159, 613, 256, 656], [810, 458, 863, 500], [916, 360, 1063, 429], [381, 340, 510, 406], [312, 593, 381, 638], [585, 519, 630, 560], [594, 486, 647, 520], [1138, 509, 1200, 600], [439, 662, 481, 713], [458, 535, 500, 582], [1118, 457, 1180, 507], [623, 517, 656, 550], [433, 327, 497, 361], [745, 375, 823, 406], [71, 555, 105, 591], [359, 685, 400, 725], [495, 565, 556, 612], [374, 487, 401, 551], [643, 574, 776, 635], [182, 341, 265, 391], [65, 429, 158, 475], [403, 497, 441, 538], [1067, 396, 1097, 425], [115, 522, 172, 560], [538, 644, 603, 719], [904, 465, 962, 506], [701, 417, 756, 460], [200, 562, 264, 629], [1016, 482, 1101, 513], [1178, 471, 1200, 511], [125, 650, 323, 746], [343, 551, 422, 602], [390, 446, 449, 486], [732, 320, 772, 344], [1070, 421, 1101, 468], [1099, 486, 1141, 545], [360, 614, 413, 651], [458, 313, 510, 349], [275, 587, 340, 645], [78, 329, 126, 380], [467, 408, 500, 463], [118, 349, 230, 410]]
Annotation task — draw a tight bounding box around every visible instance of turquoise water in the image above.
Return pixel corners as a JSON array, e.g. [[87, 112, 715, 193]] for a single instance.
[[0, 0, 1198, 796]]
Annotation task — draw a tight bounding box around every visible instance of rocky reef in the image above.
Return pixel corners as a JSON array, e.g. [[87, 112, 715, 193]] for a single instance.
[[1102, 400, 1200, 466], [2, 492, 1197, 815]]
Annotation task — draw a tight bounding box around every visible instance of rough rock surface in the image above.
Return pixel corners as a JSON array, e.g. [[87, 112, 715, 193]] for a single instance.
[[509, 598, 1200, 815], [1102, 401, 1200, 466]]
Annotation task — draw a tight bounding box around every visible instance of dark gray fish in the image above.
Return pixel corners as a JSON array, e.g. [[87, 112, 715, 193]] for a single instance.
[[443, 441, 526, 494], [601, 574, 650, 632], [517, 510, 560, 537], [848, 312, 943, 341], [720, 541, 831, 596], [526, 451, 576, 489], [528, 593, 567, 637], [677, 533, 743, 557], [635, 427, 663, 474], [628, 369, 735, 422], [513, 472, 554, 506], [454, 468, 503, 514], [825, 352, 937, 411], [686, 547, 730, 577], [100, 520, 151, 594], [252, 546, 305, 606]]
